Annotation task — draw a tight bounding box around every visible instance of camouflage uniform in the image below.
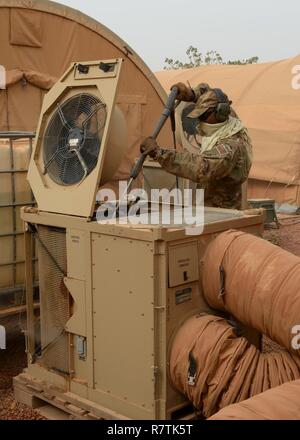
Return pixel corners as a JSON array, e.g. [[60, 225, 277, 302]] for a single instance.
[[155, 129, 252, 210]]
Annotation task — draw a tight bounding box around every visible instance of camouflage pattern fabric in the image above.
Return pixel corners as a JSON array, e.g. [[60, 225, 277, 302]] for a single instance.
[[188, 86, 222, 119], [156, 130, 252, 210]]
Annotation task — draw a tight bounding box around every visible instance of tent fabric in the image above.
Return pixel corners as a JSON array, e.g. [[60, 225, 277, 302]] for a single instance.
[[156, 57, 300, 204], [10, 8, 43, 48], [6, 69, 57, 89], [0, 0, 173, 181], [0, 0, 170, 135], [247, 179, 300, 206]]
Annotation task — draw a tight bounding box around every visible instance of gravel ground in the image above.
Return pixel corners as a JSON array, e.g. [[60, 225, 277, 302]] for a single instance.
[[0, 315, 44, 420], [1, 214, 300, 420], [263, 214, 300, 257]]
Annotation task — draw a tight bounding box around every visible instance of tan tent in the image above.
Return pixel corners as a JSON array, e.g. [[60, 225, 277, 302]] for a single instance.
[[156, 56, 300, 205], [0, 0, 173, 306], [0, 0, 171, 142]]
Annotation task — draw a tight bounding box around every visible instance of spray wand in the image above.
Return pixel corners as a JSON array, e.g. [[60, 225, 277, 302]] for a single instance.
[[121, 86, 178, 199]]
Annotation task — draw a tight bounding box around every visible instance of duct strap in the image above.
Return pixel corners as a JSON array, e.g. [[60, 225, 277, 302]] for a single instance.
[[210, 230, 245, 303], [188, 351, 197, 386], [219, 265, 226, 300]]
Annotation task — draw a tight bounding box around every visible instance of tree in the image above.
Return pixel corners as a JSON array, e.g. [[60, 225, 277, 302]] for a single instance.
[[163, 46, 259, 70], [227, 56, 259, 65]]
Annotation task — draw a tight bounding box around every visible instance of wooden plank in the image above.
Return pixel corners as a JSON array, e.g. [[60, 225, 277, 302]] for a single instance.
[[14, 374, 194, 420], [13, 383, 44, 409], [0, 302, 39, 319], [14, 374, 126, 420], [37, 405, 71, 420], [24, 229, 35, 355]]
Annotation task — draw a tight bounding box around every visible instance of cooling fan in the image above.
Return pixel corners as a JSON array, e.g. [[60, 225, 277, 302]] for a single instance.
[[43, 93, 107, 186], [28, 59, 127, 218]]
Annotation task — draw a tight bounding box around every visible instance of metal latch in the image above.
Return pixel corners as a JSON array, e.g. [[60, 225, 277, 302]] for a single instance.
[[76, 335, 87, 360], [0, 325, 6, 350]]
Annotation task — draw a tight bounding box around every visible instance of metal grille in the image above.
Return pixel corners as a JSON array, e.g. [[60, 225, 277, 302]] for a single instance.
[[43, 93, 107, 185], [37, 225, 70, 374]]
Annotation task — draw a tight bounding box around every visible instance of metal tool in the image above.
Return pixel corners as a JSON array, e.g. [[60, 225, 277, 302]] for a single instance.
[[121, 86, 178, 199]]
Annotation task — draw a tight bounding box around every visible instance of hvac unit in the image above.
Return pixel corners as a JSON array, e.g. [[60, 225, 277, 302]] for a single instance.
[[15, 59, 264, 420]]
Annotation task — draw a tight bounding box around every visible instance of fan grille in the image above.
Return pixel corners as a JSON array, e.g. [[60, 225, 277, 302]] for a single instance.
[[43, 92, 107, 186]]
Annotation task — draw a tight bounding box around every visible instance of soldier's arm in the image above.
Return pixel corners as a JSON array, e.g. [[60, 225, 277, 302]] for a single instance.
[[155, 142, 239, 186]]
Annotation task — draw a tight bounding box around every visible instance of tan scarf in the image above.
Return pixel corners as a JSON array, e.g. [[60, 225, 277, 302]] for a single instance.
[[197, 116, 252, 161]]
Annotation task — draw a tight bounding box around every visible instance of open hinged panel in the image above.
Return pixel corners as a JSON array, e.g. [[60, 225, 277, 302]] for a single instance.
[[28, 59, 124, 219]]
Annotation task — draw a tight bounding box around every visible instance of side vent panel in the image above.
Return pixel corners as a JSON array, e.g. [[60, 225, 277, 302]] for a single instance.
[[37, 225, 70, 375]]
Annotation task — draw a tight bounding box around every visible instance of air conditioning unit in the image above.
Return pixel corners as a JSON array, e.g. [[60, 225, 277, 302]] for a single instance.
[[28, 59, 127, 218], [14, 59, 264, 420]]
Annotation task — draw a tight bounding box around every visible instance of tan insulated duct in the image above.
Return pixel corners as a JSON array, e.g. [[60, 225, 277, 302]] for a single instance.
[[170, 314, 300, 418], [202, 230, 300, 355], [209, 379, 300, 420]]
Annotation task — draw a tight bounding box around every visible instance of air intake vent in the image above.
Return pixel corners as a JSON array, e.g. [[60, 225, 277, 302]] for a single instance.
[[37, 225, 70, 375]]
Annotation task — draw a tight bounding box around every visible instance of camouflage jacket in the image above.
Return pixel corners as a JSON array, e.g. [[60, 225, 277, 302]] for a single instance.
[[156, 130, 252, 210]]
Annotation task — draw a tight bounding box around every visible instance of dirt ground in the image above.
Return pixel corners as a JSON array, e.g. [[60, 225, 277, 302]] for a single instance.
[[263, 214, 300, 257], [1, 214, 300, 420], [0, 315, 44, 420]]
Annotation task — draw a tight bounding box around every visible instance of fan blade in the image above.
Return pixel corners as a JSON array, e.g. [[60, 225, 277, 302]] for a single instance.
[[57, 103, 72, 129]]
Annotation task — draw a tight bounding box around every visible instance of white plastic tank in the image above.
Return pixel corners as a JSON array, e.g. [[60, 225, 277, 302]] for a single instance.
[[0, 134, 35, 305]]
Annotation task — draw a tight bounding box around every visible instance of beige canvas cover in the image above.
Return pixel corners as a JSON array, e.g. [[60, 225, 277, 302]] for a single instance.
[[156, 56, 300, 204]]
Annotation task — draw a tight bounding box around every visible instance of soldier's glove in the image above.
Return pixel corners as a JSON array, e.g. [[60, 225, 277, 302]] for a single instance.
[[140, 137, 159, 159], [171, 82, 195, 102]]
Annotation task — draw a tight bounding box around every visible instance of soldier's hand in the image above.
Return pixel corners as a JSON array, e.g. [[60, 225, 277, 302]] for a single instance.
[[171, 82, 195, 102], [140, 137, 158, 159]]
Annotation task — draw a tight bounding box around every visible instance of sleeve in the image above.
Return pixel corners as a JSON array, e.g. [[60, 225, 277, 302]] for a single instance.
[[156, 141, 239, 186]]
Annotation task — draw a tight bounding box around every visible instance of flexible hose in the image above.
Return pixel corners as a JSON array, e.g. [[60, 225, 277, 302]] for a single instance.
[[170, 314, 300, 418], [170, 231, 300, 417], [202, 229, 300, 355], [209, 379, 300, 420]]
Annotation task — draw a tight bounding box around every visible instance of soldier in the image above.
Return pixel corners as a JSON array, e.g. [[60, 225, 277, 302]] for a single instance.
[[140, 83, 253, 210]]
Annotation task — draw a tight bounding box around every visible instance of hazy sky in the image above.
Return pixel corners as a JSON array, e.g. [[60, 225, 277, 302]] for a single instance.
[[53, 0, 300, 71]]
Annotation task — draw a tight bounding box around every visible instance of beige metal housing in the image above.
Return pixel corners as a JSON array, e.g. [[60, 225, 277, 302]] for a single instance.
[[28, 59, 126, 219], [16, 207, 264, 420]]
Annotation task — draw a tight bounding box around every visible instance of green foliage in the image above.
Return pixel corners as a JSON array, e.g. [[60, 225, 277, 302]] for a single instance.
[[164, 46, 259, 70], [227, 56, 259, 65]]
